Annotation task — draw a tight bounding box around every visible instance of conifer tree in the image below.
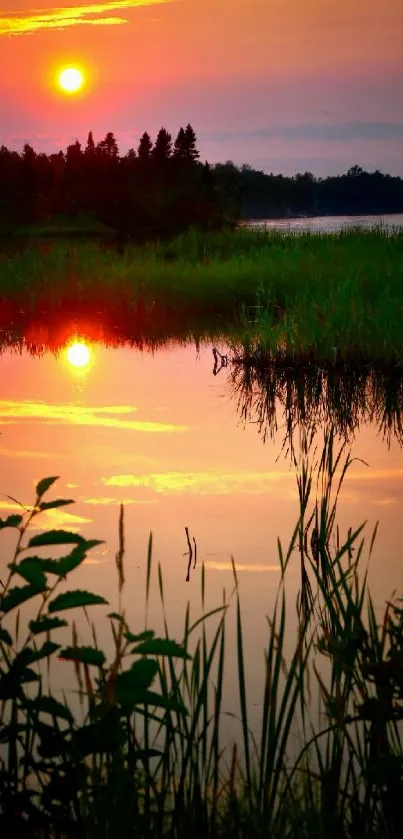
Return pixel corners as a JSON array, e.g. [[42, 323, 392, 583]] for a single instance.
[[97, 132, 119, 158], [173, 127, 187, 159], [138, 132, 153, 161], [85, 131, 95, 155], [184, 124, 199, 160], [152, 127, 172, 162]]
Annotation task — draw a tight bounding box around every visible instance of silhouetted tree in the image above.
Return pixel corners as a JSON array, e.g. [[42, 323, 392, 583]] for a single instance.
[[173, 127, 187, 159], [138, 132, 153, 161], [1, 130, 403, 237], [152, 128, 172, 163], [97, 132, 119, 158], [125, 148, 137, 162], [184, 124, 199, 160], [85, 131, 95, 155], [347, 165, 364, 178]]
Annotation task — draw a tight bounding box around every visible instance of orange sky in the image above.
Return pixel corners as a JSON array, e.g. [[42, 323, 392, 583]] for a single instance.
[[0, 1, 402, 174]]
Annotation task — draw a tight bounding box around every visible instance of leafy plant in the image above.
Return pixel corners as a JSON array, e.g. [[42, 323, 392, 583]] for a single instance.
[[0, 478, 190, 837]]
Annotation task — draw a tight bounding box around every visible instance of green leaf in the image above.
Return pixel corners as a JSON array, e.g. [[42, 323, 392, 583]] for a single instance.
[[48, 590, 108, 613], [131, 638, 191, 659], [128, 659, 158, 687], [1, 583, 46, 614], [0, 514, 23, 530], [108, 612, 125, 622], [114, 661, 158, 707], [38, 499, 74, 511], [59, 646, 106, 667], [124, 630, 155, 644], [36, 477, 59, 498], [24, 696, 74, 723], [20, 666, 41, 684], [21, 543, 102, 578], [28, 530, 86, 548], [141, 689, 187, 714], [29, 616, 68, 635], [9, 558, 47, 588], [0, 627, 13, 645], [57, 543, 103, 575], [17, 642, 60, 665]]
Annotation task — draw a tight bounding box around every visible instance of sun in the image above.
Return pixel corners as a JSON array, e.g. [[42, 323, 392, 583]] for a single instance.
[[66, 342, 91, 368], [58, 67, 84, 94]]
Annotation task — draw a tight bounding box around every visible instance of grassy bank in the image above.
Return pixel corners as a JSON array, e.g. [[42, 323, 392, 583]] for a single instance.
[[1, 433, 403, 837], [1, 227, 403, 362]]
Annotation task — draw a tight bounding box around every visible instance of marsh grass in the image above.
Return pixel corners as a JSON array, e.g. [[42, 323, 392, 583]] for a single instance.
[[1, 227, 403, 361], [1, 433, 403, 837]]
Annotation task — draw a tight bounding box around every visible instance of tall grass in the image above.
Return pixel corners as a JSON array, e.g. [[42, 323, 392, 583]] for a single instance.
[[1, 227, 403, 361], [1, 433, 403, 837]]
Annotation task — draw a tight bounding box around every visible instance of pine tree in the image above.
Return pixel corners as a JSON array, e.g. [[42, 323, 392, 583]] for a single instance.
[[173, 127, 187, 159], [138, 132, 153, 161], [97, 132, 119, 158], [173, 125, 199, 161], [184, 124, 199, 160], [152, 127, 172, 162], [85, 131, 95, 155]]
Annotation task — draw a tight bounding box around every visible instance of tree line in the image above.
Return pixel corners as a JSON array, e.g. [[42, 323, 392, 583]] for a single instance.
[[215, 162, 403, 219], [0, 126, 232, 239], [1, 126, 403, 239]]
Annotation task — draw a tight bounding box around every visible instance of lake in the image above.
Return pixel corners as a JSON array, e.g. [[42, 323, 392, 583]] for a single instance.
[[244, 212, 403, 233], [1, 332, 403, 738]]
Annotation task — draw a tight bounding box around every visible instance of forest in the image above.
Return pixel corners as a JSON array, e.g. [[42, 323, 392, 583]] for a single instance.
[[1, 126, 403, 239]]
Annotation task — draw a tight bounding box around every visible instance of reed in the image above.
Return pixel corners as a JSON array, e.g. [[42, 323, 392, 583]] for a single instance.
[[1, 432, 402, 837]]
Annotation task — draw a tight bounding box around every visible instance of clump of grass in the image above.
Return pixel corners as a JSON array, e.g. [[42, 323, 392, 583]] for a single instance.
[[1, 433, 403, 837]]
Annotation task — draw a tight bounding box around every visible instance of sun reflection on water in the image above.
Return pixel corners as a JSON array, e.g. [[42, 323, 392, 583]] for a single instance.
[[65, 341, 92, 371]]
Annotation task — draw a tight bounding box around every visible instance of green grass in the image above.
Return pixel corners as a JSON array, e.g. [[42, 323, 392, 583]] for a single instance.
[[1, 433, 403, 837], [1, 227, 403, 361], [0, 213, 114, 238]]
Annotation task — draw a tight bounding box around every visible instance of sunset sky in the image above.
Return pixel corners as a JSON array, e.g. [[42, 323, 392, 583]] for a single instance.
[[1, 0, 402, 176]]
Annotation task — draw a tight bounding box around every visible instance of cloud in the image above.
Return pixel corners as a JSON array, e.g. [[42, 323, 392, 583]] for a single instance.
[[205, 561, 281, 573], [103, 470, 292, 495], [29, 508, 92, 530], [0, 499, 90, 529], [82, 495, 156, 505], [0, 448, 67, 459], [347, 468, 403, 482], [0, 500, 27, 512], [0, 1, 170, 36], [203, 122, 403, 144], [0, 401, 188, 433]]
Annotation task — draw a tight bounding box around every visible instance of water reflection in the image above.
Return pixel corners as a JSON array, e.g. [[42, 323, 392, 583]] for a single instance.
[[1, 318, 403, 739], [220, 351, 403, 448], [66, 341, 92, 370]]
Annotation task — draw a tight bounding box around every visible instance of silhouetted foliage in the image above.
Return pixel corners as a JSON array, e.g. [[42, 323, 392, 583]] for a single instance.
[[137, 131, 153, 162], [212, 161, 403, 219], [1, 127, 402, 240], [0, 125, 234, 240], [152, 127, 172, 163]]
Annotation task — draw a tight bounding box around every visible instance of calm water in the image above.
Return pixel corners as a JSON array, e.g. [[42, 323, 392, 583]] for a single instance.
[[245, 212, 403, 233], [1, 337, 403, 733]]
